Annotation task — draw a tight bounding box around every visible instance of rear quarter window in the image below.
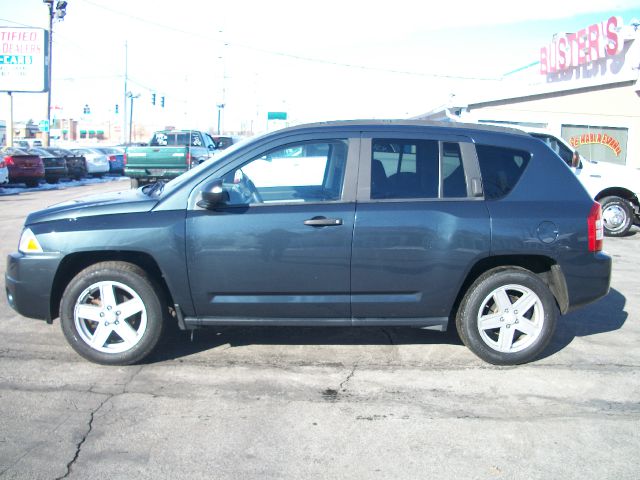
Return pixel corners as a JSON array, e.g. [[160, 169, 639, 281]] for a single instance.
[[476, 145, 531, 200]]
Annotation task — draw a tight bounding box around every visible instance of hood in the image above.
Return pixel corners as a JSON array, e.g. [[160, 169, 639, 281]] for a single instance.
[[25, 188, 159, 224]]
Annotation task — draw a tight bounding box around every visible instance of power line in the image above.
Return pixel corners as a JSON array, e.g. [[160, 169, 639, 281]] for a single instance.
[[75, 1, 501, 82]]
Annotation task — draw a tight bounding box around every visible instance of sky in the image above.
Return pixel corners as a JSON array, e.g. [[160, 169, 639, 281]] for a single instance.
[[0, 0, 639, 136]]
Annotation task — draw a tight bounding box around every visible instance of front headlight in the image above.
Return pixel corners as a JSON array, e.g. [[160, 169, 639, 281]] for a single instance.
[[18, 228, 44, 254]]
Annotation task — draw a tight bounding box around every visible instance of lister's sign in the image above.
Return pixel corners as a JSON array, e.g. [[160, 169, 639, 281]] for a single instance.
[[540, 16, 623, 75], [0, 28, 48, 92]]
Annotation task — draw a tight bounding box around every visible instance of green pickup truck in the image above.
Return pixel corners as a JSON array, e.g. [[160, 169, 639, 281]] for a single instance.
[[125, 130, 218, 187]]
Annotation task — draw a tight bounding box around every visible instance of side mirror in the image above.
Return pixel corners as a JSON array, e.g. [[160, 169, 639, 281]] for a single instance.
[[208, 144, 215, 151], [197, 179, 229, 209], [571, 151, 581, 168]]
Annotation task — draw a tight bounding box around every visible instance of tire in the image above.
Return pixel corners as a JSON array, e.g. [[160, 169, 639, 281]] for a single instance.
[[600, 196, 633, 237], [456, 267, 557, 365], [130, 178, 139, 189], [25, 179, 39, 188], [59, 261, 165, 365]]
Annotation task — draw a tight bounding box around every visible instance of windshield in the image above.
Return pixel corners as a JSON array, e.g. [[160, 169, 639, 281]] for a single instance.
[[159, 135, 260, 197]]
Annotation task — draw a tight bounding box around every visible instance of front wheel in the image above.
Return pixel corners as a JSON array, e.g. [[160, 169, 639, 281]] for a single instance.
[[600, 196, 633, 237], [59, 261, 165, 365], [456, 267, 557, 365]]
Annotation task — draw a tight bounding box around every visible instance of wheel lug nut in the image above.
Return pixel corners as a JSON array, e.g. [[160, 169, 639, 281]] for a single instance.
[[500, 317, 504, 322], [506, 324, 511, 328], [99, 312, 105, 318]]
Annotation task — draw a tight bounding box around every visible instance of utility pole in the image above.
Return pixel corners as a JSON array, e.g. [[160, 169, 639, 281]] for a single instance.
[[123, 40, 128, 144], [42, 0, 67, 147], [7, 92, 13, 147]]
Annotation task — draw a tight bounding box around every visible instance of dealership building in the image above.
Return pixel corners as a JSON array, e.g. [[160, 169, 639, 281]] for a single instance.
[[418, 15, 640, 168]]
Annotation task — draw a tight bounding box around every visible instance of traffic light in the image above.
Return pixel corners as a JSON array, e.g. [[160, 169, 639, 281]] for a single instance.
[[161, 96, 165, 108], [83, 104, 90, 114], [115, 104, 119, 114], [152, 93, 156, 106]]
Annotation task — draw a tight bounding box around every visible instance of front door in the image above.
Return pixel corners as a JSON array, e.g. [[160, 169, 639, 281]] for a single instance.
[[186, 138, 358, 320]]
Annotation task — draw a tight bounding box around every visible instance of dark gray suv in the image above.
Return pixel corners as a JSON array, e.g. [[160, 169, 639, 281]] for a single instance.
[[5, 121, 611, 366]]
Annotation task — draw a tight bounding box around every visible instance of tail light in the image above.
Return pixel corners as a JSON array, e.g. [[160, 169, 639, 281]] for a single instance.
[[0, 160, 5, 168], [4, 155, 14, 166], [186, 151, 192, 166], [123, 153, 127, 165], [588, 202, 604, 252], [108, 155, 116, 162]]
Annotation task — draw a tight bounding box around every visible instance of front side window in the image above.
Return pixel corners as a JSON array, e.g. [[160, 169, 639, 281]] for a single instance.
[[222, 140, 348, 205], [476, 145, 531, 200]]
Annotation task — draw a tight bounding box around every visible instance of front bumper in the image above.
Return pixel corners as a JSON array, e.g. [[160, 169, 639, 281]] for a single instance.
[[5, 252, 63, 321]]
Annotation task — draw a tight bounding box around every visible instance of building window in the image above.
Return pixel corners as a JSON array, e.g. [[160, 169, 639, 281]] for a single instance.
[[561, 125, 628, 166]]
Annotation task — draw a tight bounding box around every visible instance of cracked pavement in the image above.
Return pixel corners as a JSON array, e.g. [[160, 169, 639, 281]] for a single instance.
[[1, 182, 639, 479]]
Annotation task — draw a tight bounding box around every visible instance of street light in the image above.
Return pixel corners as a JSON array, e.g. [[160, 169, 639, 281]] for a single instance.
[[42, 0, 68, 147]]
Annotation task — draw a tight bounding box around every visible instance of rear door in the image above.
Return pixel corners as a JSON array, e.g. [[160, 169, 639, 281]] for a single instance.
[[351, 132, 491, 324]]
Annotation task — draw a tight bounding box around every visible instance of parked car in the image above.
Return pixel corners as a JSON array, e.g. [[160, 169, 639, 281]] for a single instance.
[[28, 148, 68, 184], [70, 148, 110, 177], [0, 158, 8, 185], [5, 121, 611, 366], [44, 147, 87, 180], [91, 146, 125, 174], [0, 147, 45, 187], [125, 130, 217, 187]]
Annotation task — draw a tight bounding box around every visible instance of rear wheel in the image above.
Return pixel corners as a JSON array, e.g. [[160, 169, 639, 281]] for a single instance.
[[456, 267, 557, 365], [25, 179, 39, 188], [60, 261, 165, 365], [130, 178, 139, 189], [600, 196, 633, 237]]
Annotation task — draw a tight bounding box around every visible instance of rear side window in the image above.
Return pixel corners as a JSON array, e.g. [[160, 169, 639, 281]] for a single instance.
[[371, 139, 439, 199], [476, 145, 530, 200], [442, 142, 466, 198]]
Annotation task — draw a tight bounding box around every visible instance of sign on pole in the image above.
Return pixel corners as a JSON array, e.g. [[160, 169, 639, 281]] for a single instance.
[[38, 119, 49, 132], [267, 112, 287, 120], [0, 28, 49, 93]]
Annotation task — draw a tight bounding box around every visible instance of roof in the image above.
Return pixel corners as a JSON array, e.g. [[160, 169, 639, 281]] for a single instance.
[[275, 119, 530, 137]]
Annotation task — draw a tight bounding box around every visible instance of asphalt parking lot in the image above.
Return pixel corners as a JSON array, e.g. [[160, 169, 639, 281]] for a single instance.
[[0, 180, 638, 480]]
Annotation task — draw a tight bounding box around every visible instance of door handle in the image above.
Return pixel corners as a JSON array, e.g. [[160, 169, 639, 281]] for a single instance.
[[304, 216, 343, 227]]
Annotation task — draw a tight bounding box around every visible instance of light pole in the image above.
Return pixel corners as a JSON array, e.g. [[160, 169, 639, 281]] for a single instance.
[[42, 0, 67, 147], [217, 103, 225, 134], [127, 92, 140, 144]]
